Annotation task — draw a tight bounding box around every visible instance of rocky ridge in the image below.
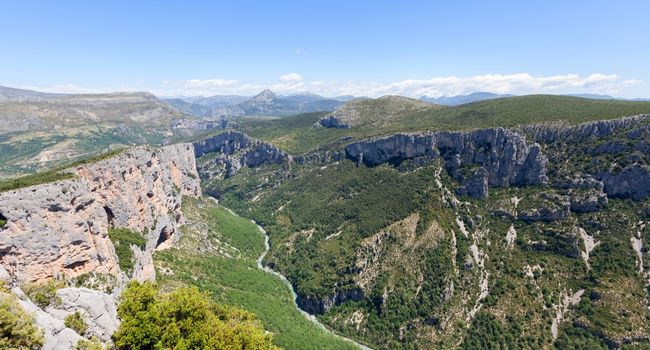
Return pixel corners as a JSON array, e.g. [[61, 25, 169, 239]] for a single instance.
[[194, 131, 292, 179], [345, 128, 548, 198]]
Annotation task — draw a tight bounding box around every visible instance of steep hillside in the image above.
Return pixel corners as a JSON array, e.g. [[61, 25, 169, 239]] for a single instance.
[[0, 86, 215, 179], [0, 86, 182, 133], [200, 114, 650, 349]]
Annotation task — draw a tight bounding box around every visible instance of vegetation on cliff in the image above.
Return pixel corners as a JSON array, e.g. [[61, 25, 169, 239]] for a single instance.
[[107, 228, 147, 276]]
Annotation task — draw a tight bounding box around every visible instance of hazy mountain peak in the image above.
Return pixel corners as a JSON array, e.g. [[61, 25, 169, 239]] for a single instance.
[[253, 89, 277, 102]]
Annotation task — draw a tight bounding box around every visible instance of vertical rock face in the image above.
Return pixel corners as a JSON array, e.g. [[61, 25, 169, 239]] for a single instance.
[[193, 131, 292, 179], [0, 143, 201, 284], [345, 127, 548, 197]]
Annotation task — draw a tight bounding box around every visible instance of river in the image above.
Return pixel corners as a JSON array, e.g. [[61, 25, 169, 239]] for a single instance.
[[252, 221, 374, 350], [209, 197, 372, 349]]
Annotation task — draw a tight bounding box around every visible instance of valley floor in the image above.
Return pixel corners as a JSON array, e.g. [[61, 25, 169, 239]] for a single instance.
[[153, 196, 363, 350]]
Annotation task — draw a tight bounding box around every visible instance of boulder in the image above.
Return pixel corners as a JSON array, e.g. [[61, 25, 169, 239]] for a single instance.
[[46, 287, 119, 342]]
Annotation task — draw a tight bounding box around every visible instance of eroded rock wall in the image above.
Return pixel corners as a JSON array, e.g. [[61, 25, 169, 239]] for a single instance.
[[345, 128, 548, 197], [0, 143, 201, 284], [194, 131, 292, 179]]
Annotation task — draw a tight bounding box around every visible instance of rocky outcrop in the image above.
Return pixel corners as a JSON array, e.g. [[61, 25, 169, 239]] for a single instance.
[[172, 118, 230, 130], [0, 144, 201, 284], [598, 164, 650, 200], [521, 114, 650, 144], [518, 192, 571, 222], [46, 287, 119, 342], [296, 288, 364, 315], [12, 286, 84, 350], [569, 189, 608, 213], [194, 131, 292, 179], [346, 128, 548, 197], [316, 115, 351, 129], [456, 168, 489, 199]]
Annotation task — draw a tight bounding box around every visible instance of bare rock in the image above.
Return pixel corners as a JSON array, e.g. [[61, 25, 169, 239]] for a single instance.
[[0, 143, 201, 284], [598, 164, 650, 200], [46, 287, 119, 342]]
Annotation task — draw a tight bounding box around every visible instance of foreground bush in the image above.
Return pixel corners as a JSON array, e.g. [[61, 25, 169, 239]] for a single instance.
[[0, 286, 44, 349], [112, 281, 281, 350]]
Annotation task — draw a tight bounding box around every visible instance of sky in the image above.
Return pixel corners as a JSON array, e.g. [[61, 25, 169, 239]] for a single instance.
[[1, 0, 649, 98]]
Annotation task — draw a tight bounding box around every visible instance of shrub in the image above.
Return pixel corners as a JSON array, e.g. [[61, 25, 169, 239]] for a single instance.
[[107, 228, 147, 275], [0, 290, 44, 349], [74, 337, 105, 350], [22, 280, 64, 308], [64, 311, 88, 335], [112, 281, 280, 350]]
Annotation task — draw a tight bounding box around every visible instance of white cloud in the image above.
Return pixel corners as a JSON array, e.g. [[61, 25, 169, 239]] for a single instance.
[[23, 73, 640, 98], [279, 73, 303, 82], [184, 78, 239, 88]]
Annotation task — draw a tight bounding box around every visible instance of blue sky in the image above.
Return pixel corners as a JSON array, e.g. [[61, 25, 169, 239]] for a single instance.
[[1, 0, 649, 97]]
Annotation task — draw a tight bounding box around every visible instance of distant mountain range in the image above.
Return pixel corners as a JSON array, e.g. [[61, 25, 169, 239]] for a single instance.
[[165, 89, 650, 116], [164, 89, 344, 118], [419, 92, 514, 106]]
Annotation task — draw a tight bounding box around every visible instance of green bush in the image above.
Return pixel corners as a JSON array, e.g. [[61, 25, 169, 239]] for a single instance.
[[112, 281, 281, 350], [64, 311, 87, 335], [0, 289, 44, 349], [107, 228, 147, 275], [22, 280, 63, 308], [74, 337, 105, 350]]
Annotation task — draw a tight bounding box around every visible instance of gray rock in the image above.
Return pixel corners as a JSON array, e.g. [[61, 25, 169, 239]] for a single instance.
[[457, 168, 489, 199], [194, 131, 292, 179], [554, 175, 604, 191], [598, 164, 650, 200], [47, 287, 119, 342], [569, 189, 608, 213], [12, 286, 84, 350], [521, 114, 650, 144], [345, 128, 548, 191], [316, 115, 351, 129], [0, 143, 201, 284], [172, 118, 231, 130], [518, 193, 571, 222], [591, 140, 630, 156]]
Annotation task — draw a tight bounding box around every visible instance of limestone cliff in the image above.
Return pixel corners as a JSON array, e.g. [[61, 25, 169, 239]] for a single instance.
[[345, 128, 548, 198], [194, 131, 292, 179], [0, 143, 201, 284]]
